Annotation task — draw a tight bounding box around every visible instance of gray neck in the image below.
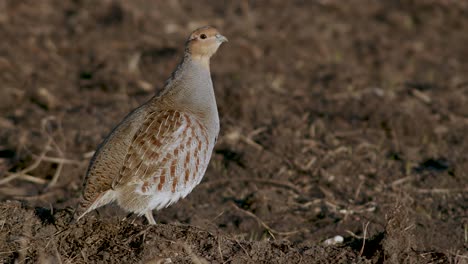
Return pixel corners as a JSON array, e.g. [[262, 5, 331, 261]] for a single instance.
[[159, 55, 219, 135]]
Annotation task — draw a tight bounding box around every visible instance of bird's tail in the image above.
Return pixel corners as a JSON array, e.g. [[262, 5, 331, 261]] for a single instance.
[[71, 190, 116, 224]]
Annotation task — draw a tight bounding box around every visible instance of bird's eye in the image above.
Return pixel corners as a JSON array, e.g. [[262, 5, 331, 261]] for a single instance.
[[200, 34, 207, 39]]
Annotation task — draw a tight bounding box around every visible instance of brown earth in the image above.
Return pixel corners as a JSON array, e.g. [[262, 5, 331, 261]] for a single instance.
[[0, 0, 467, 263]]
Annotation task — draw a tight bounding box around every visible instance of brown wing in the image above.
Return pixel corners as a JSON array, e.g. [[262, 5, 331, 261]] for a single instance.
[[112, 109, 210, 194], [76, 105, 148, 217]]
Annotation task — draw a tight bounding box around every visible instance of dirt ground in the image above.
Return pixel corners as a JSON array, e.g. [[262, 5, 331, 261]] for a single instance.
[[0, 0, 467, 263]]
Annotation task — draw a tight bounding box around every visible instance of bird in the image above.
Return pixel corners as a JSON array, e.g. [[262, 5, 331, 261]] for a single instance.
[[74, 26, 228, 225]]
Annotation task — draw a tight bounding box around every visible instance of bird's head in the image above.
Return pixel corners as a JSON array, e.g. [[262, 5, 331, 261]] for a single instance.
[[185, 26, 228, 61]]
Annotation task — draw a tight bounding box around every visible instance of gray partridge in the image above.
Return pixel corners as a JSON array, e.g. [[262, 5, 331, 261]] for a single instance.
[[75, 26, 227, 225]]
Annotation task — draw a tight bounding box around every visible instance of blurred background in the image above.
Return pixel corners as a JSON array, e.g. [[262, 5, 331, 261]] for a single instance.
[[0, 0, 467, 262]]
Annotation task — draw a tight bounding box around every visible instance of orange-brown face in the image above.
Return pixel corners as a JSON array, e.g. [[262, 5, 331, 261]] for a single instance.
[[186, 26, 228, 58]]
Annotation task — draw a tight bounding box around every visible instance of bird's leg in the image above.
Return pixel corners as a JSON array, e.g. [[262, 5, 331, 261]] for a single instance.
[[145, 210, 156, 225]]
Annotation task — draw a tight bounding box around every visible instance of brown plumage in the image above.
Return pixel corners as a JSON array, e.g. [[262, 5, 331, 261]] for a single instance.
[[75, 26, 227, 224]]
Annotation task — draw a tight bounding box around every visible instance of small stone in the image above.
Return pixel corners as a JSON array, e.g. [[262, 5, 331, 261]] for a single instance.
[[34, 87, 59, 110], [323, 235, 344, 246]]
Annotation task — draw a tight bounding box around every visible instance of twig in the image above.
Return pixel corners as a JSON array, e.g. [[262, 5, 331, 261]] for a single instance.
[[230, 202, 299, 239], [359, 221, 370, 257], [233, 239, 251, 261], [453, 253, 468, 259], [345, 230, 362, 239], [0, 174, 22, 185], [0, 138, 52, 185], [80, 250, 88, 263], [0, 248, 30, 255], [123, 227, 152, 244], [48, 159, 63, 188], [415, 187, 468, 194], [1, 117, 72, 187], [240, 132, 264, 151], [181, 242, 209, 264], [36, 156, 82, 165], [465, 223, 467, 244], [390, 176, 414, 187], [17, 174, 48, 184], [217, 236, 224, 263], [52, 240, 63, 264], [354, 179, 365, 201], [45, 118, 66, 188]]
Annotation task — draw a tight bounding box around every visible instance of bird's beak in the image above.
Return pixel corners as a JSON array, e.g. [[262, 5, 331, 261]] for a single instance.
[[216, 34, 228, 43]]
